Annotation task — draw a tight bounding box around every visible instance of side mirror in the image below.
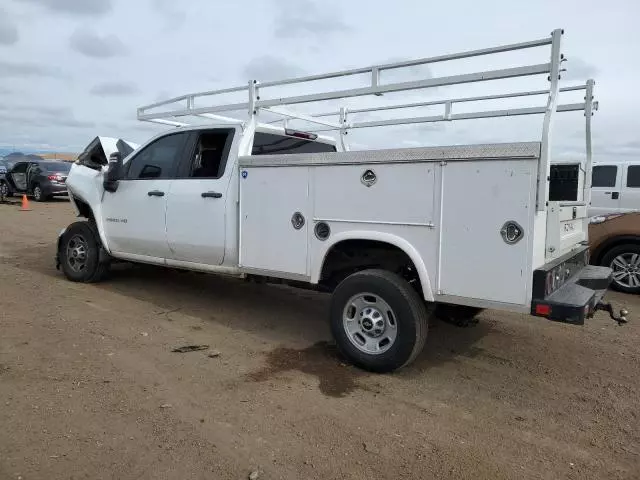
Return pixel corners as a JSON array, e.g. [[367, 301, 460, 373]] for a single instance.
[[103, 152, 123, 193]]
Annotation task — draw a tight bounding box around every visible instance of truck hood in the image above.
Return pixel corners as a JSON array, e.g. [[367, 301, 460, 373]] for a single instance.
[[77, 136, 139, 168]]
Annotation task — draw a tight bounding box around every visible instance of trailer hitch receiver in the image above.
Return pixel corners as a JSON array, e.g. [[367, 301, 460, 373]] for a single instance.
[[595, 302, 628, 325]]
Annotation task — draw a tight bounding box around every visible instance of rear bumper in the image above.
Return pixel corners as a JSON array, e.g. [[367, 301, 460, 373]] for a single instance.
[[531, 246, 612, 325], [43, 184, 68, 195]]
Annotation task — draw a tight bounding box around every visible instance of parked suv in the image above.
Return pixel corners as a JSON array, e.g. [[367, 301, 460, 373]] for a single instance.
[[590, 212, 640, 294], [2, 160, 71, 201], [0, 158, 18, 197]]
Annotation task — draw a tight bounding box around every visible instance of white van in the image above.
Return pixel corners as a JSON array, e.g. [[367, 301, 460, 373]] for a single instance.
[[590, 161, 640, 216]]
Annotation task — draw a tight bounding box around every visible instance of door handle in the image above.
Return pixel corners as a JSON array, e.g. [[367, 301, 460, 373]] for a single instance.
[[147, 190, 165, 197], [201, 191, 222, 198], [611, 192, 620, 200]]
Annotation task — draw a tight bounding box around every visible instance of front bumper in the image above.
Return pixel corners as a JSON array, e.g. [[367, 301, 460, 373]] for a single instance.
[[531, 246, 613, 325]]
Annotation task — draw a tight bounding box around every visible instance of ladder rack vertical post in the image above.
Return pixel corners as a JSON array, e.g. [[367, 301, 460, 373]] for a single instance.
[[583, 78, 595, 207], [537, 28, 563, 212], [339, 107, 349, 151], [248, 80, 258, 118]]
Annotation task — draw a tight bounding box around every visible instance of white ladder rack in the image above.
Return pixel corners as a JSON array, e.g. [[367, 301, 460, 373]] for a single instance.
[[137, 28, 597, 211]]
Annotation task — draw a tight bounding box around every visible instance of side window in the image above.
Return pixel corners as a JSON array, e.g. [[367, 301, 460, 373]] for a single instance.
[[592, 165, 617, 188], [251, 133, 336, 155], [126, 132, 188, 180], [184, 130, 234, 179], [11, 162, 28, 174], [627, 166, 640, 188]]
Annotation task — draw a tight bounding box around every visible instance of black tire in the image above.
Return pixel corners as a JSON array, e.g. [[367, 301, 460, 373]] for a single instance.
[[32, 184, 45, 202], [0, 181, 11, 198], [59, 221, 109, 283], [330, 269, 429, 373], [601, 243, 640, 294]]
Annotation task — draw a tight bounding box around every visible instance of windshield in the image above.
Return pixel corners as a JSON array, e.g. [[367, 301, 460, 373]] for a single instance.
[[39, 161, 72, 173]]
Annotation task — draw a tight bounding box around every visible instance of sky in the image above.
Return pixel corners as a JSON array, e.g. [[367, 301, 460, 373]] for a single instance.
[[0, 0, 638, 161]]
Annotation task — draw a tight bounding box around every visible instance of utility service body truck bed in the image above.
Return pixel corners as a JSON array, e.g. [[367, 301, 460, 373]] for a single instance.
[[58, 28, 626, 372]]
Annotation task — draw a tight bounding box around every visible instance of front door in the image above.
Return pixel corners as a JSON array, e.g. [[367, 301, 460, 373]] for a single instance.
[[590, 164, 622, 216], [165, 129, 236, 265], [101, 132, 190, 260]]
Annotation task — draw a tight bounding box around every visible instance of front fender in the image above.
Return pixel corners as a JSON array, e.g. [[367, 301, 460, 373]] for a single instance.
[[65, 164, 111, 253], [311, 230, 434, 302]]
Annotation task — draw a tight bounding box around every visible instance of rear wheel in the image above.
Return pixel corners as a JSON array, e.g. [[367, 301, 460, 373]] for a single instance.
[[330, 269, 429, 373], [59, 221, 109, 283], [601, 243, 640, 294], [32, 185, 45, 202]]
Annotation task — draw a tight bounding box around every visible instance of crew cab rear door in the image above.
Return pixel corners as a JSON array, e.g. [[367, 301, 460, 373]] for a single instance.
[[165, 128, 236, 266]]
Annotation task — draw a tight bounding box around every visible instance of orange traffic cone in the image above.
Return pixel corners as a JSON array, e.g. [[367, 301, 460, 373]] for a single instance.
[[20, 194, 31, 211]]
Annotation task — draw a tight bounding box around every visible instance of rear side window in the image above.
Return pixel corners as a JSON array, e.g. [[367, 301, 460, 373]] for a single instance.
[[627, 166, 640, 188], [251, 133, 336, 155], [592, 165, 617, 188]]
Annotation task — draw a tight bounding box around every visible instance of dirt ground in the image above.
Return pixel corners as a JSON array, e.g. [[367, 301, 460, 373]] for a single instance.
[[0, 199, 639, 480]]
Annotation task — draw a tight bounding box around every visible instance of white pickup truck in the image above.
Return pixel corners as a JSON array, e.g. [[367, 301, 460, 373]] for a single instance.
[[57, 29, 626, 372]]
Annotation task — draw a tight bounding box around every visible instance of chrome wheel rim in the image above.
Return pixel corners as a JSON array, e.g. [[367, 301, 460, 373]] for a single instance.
[[66, 234, 88, 273], [611, 253, 640, 289], [34, 187, 41, 201], [342, 293, 397, 355]]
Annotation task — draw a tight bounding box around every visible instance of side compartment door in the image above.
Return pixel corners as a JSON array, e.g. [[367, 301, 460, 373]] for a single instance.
[[619, 164, 640, 213], [165, 129, 236, 265], [590, 164, 622, 216], [101, 132, 190, 259]]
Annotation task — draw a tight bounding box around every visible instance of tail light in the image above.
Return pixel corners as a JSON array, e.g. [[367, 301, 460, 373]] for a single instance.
[[48, 174, 64, 182], [285, 128, 318, 140]]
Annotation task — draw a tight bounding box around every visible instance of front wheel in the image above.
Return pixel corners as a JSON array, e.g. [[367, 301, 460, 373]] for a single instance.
[[330, 269, 429, 373], [601, 244, 640, 294], [59, 221, 109, 283], [0, 181, 11, 198]]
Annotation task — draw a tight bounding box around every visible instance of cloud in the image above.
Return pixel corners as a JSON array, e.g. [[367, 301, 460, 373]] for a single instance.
[[563, 57, 598, 81], [0, 105, 95, 129], [596, 140, 640, 158], [271, 0, 351, 39], [90, 81, 139, 96], [0, 9, 19, 45], [22, 0, 113, 15], [152, 0, 187, 31], [243, 56, 304, 82], [0, 60, 64, 78], [69, 29, 128, 58], [155, 90, 173, 102]]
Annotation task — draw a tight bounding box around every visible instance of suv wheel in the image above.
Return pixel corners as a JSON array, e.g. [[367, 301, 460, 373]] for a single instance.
[[330, 269, 429, 373], [601, 243, 640, 294], [59, 221, 109, 283], [0, 181, 10, 198]]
